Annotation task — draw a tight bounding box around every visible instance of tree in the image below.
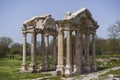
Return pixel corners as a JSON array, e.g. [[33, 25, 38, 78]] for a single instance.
[[107, 21, 120, 53], [0, 36, 13, 46], [10, 43, 22, 54], [95, 36, 107, 55], [108, 21, 120, 39], [0, 45, 9, 57], [0, 36, 13, 57]]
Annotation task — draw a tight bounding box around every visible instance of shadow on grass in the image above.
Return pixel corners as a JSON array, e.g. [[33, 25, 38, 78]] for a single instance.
[[97, 66, 108, 71]]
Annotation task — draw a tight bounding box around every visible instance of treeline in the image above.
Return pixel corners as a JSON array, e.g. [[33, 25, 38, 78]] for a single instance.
[[96, 21, 120, 54], [0, 36, 54, 58], [0, 21, 120, 58], [0, 36, 22, 57]]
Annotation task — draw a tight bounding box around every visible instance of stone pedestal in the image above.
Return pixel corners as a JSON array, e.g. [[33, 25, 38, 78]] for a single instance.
[[20, 63, 27, 72], [29, 63, 36, 72]]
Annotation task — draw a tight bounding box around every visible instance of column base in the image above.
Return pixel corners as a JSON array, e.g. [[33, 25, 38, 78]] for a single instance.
[[20, 63, 27, 72], [28, 63, 36, 73], [39, 64, 46, 72], [64, 65, 72, 76], [85, 64, 91, 73], [53, 62, 57, 69], [92, 64, 97, 72], [45, 61, 49, 69], [73, 65, 81, 75], [56, 65, 64, 76]]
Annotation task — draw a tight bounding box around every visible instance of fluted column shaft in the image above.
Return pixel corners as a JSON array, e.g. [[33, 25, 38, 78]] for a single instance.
[[74, 31, 82, 74], [20, 33, 27, 72], [53, 36, 57, 69], [84, 34, 90, 73], [40, 33, 45, 70], [65, 30, 72, 76], [45, 35, 49, 68], [92, 33, 97, 71], [29, 32, 37, 72], [56, 30, 64, 75]]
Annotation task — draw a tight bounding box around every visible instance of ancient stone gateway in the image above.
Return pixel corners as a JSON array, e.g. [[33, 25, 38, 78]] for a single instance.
[[20, 8, 99, 76], [20, 14, 57, 72]]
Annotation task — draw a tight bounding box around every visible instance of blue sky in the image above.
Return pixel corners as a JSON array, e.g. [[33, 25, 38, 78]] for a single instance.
[[0, 0, 120, 43]]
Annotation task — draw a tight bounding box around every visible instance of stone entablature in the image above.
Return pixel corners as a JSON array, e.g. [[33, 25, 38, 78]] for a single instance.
[[22, 14, 57, 36]]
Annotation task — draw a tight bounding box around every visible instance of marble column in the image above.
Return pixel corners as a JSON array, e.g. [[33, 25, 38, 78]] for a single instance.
[[80, 34, 84, 71], [84, 34, 90, 73], [56, 30, 64, 75], [65, 30, 72, 76], [29, 32, 37, 72], [74, 31, 82, 74], [45, 34, 49, 69], [92, 33, 97, 71], [39, 33, 45, 70], [53, 36, 57, 69], [20, 33, 27, 72]]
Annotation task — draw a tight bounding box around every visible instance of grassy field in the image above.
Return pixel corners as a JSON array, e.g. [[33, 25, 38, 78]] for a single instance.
[[96, 54, 120, 79], [0, 54, 120, 80], [0, 57, 61, 80]]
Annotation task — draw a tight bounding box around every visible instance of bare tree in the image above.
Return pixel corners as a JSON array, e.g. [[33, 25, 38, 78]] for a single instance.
[[107, 21, 120, 53], [0, 36, 13, 57], [108, 21, 120, 39], [0, 36, 13, 46]]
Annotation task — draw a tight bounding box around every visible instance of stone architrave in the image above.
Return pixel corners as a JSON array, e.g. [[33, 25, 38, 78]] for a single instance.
[[56, 29, 64, 75], [20, 33, 27, 72], [92, 33, 97, 71], [64, 30, 72, 76], [29, 31, 37, 72]]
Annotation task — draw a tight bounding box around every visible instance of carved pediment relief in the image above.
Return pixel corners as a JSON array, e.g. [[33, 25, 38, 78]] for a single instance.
[[63, 8, 99, 28], [79, 17, 88, 26], [43, 17, 56, 29], [23, 14, 56, 30]]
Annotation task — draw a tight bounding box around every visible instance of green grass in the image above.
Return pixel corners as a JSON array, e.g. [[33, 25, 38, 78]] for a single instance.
[[0, 54, 120, 80], [106, 69, 120, 77], [99, 69, 120, 80], [0, 57, 55, 80], [96, 54, 120, 79], [96, 54, 120, 71]]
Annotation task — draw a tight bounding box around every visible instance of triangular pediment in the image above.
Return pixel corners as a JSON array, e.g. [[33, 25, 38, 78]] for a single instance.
[[23, 14, 56, 30], [64, 7, 99, 28]]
